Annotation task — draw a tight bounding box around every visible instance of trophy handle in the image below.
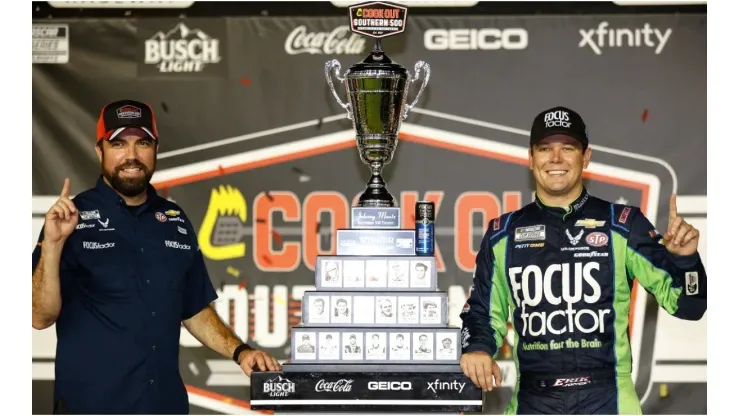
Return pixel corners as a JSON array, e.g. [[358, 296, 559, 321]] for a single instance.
[[402, 61, 431, 120], [324, 60, 352, 120]]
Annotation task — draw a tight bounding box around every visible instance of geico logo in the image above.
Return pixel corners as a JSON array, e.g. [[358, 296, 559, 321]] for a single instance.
[[82, 241, 115, 249], [165, 240, 191, 250], [368, 381, 412, 391], [508, 262, 610, 336], [424, 28, 528, 51]]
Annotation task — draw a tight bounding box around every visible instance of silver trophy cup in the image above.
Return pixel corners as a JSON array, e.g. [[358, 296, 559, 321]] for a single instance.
[[325, 50, 430, 207]]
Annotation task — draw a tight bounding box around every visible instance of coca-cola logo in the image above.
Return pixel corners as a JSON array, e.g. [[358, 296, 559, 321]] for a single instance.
[[284, 25, 366, 55], [315, 378, 354, 393]]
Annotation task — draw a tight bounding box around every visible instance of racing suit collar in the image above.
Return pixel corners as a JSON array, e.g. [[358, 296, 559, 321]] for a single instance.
[[535, 186, 589, 220]]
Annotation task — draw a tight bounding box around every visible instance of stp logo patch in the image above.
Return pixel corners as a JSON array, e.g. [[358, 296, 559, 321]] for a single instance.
[[585, 232, 609, 247]]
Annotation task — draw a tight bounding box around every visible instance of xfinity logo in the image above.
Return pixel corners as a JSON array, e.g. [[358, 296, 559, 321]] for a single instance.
[[368, 381, 412, 391], [579, 21, 672, 55], [83, 241, 115, 250], [424, 28, 528, 50], [426, 379, 466, 394], [165, 240, 191, 250]]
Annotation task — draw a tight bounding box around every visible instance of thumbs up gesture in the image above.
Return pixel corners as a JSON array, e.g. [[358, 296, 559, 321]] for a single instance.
[[663, 194, 700, 256], [43, 178, 78, 244]]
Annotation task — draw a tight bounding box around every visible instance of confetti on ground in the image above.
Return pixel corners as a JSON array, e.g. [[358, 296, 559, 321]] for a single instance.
[[642, 109, 649, 123], [274, 296, 286, 306], [238, 280, 247, 290], [660, 383, 668, 398], [226, 266, 240, 278], [261, 255, 272, 265], [256, 218, 266, 224], [218, 165, 226, 176], [240, 77, 252, 86], [265, 191, 274, 202], [161, 102, 169, 113]]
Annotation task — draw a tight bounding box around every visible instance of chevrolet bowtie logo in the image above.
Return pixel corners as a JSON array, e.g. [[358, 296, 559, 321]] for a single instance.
[[575, 219, 605, 229]]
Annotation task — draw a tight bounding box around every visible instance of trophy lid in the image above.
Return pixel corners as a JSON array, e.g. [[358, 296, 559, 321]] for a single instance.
[[347, 46, 408, 76]]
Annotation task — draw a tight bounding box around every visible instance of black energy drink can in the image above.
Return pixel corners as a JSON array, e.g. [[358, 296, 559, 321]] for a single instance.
[[415, 201, 435, 256]]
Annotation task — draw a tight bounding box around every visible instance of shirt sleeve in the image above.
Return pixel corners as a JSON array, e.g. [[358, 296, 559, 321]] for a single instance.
[[32, 226, 76, 273], [460, 219, 510, 357], [625, 207, 707, 321], [180, 219, 219, 321]]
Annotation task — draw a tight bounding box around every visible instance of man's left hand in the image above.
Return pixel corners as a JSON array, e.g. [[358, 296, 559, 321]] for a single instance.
[[238, 349, 282, 376], [663, 194, 700, 256]]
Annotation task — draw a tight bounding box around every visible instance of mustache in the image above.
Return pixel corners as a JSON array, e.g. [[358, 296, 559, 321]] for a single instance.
[[115, 161, 147, 172]]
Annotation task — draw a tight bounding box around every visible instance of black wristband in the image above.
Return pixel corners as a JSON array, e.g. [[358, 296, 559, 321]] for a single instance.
[[232, 343, 254, 364]]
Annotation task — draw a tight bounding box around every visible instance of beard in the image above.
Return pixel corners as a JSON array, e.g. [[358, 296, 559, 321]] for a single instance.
[[102, 157, 156, 198]]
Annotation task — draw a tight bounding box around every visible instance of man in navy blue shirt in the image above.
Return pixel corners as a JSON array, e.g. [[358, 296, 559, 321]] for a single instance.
[[32, 100, 281, 414]]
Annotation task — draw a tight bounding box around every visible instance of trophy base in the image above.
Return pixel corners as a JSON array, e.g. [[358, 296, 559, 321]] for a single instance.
[[358, 173, 396, 208], [250, 368, 483, 413]]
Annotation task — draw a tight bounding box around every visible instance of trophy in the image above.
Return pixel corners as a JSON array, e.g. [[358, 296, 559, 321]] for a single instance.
[[249, 4, 482, 413], [324, 5, 430, 208]]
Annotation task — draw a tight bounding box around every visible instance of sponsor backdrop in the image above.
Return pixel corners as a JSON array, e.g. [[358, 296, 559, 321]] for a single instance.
[[32, 13, 707, 415]]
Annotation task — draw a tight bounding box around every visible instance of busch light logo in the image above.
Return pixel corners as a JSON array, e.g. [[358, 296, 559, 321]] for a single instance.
[[144, 22, 221, 73], [263, 376, 296, 397]]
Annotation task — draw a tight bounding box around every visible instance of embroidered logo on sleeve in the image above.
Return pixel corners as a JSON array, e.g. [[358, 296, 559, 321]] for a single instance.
[[685, 271, 699, 296]]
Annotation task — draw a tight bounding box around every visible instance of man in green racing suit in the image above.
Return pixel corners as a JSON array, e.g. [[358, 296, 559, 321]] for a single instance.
[[459, 106, 707, 414]]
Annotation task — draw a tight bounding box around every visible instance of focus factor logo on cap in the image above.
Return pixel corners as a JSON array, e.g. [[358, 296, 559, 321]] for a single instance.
[[117, 105, 142, 119], [543, 110, 571, 129]]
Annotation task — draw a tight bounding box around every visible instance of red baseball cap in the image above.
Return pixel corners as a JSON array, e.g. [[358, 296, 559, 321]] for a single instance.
[[96, 99, 159, 142]]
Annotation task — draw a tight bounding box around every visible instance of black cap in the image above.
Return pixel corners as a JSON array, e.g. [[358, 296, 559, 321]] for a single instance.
[[529, 106, 589, 148], [96, 99, 159, 142]]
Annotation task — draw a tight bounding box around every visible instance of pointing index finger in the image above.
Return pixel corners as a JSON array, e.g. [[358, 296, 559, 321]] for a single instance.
[[61, 178, 71, 198], [669, 194, 678, 221]]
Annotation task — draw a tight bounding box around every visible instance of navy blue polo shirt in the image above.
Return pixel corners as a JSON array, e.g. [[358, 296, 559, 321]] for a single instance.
[[32, 177, 218, 414]]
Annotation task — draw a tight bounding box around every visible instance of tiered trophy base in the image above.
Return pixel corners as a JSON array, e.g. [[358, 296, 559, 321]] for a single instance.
[[250, 364, 483, 413]]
